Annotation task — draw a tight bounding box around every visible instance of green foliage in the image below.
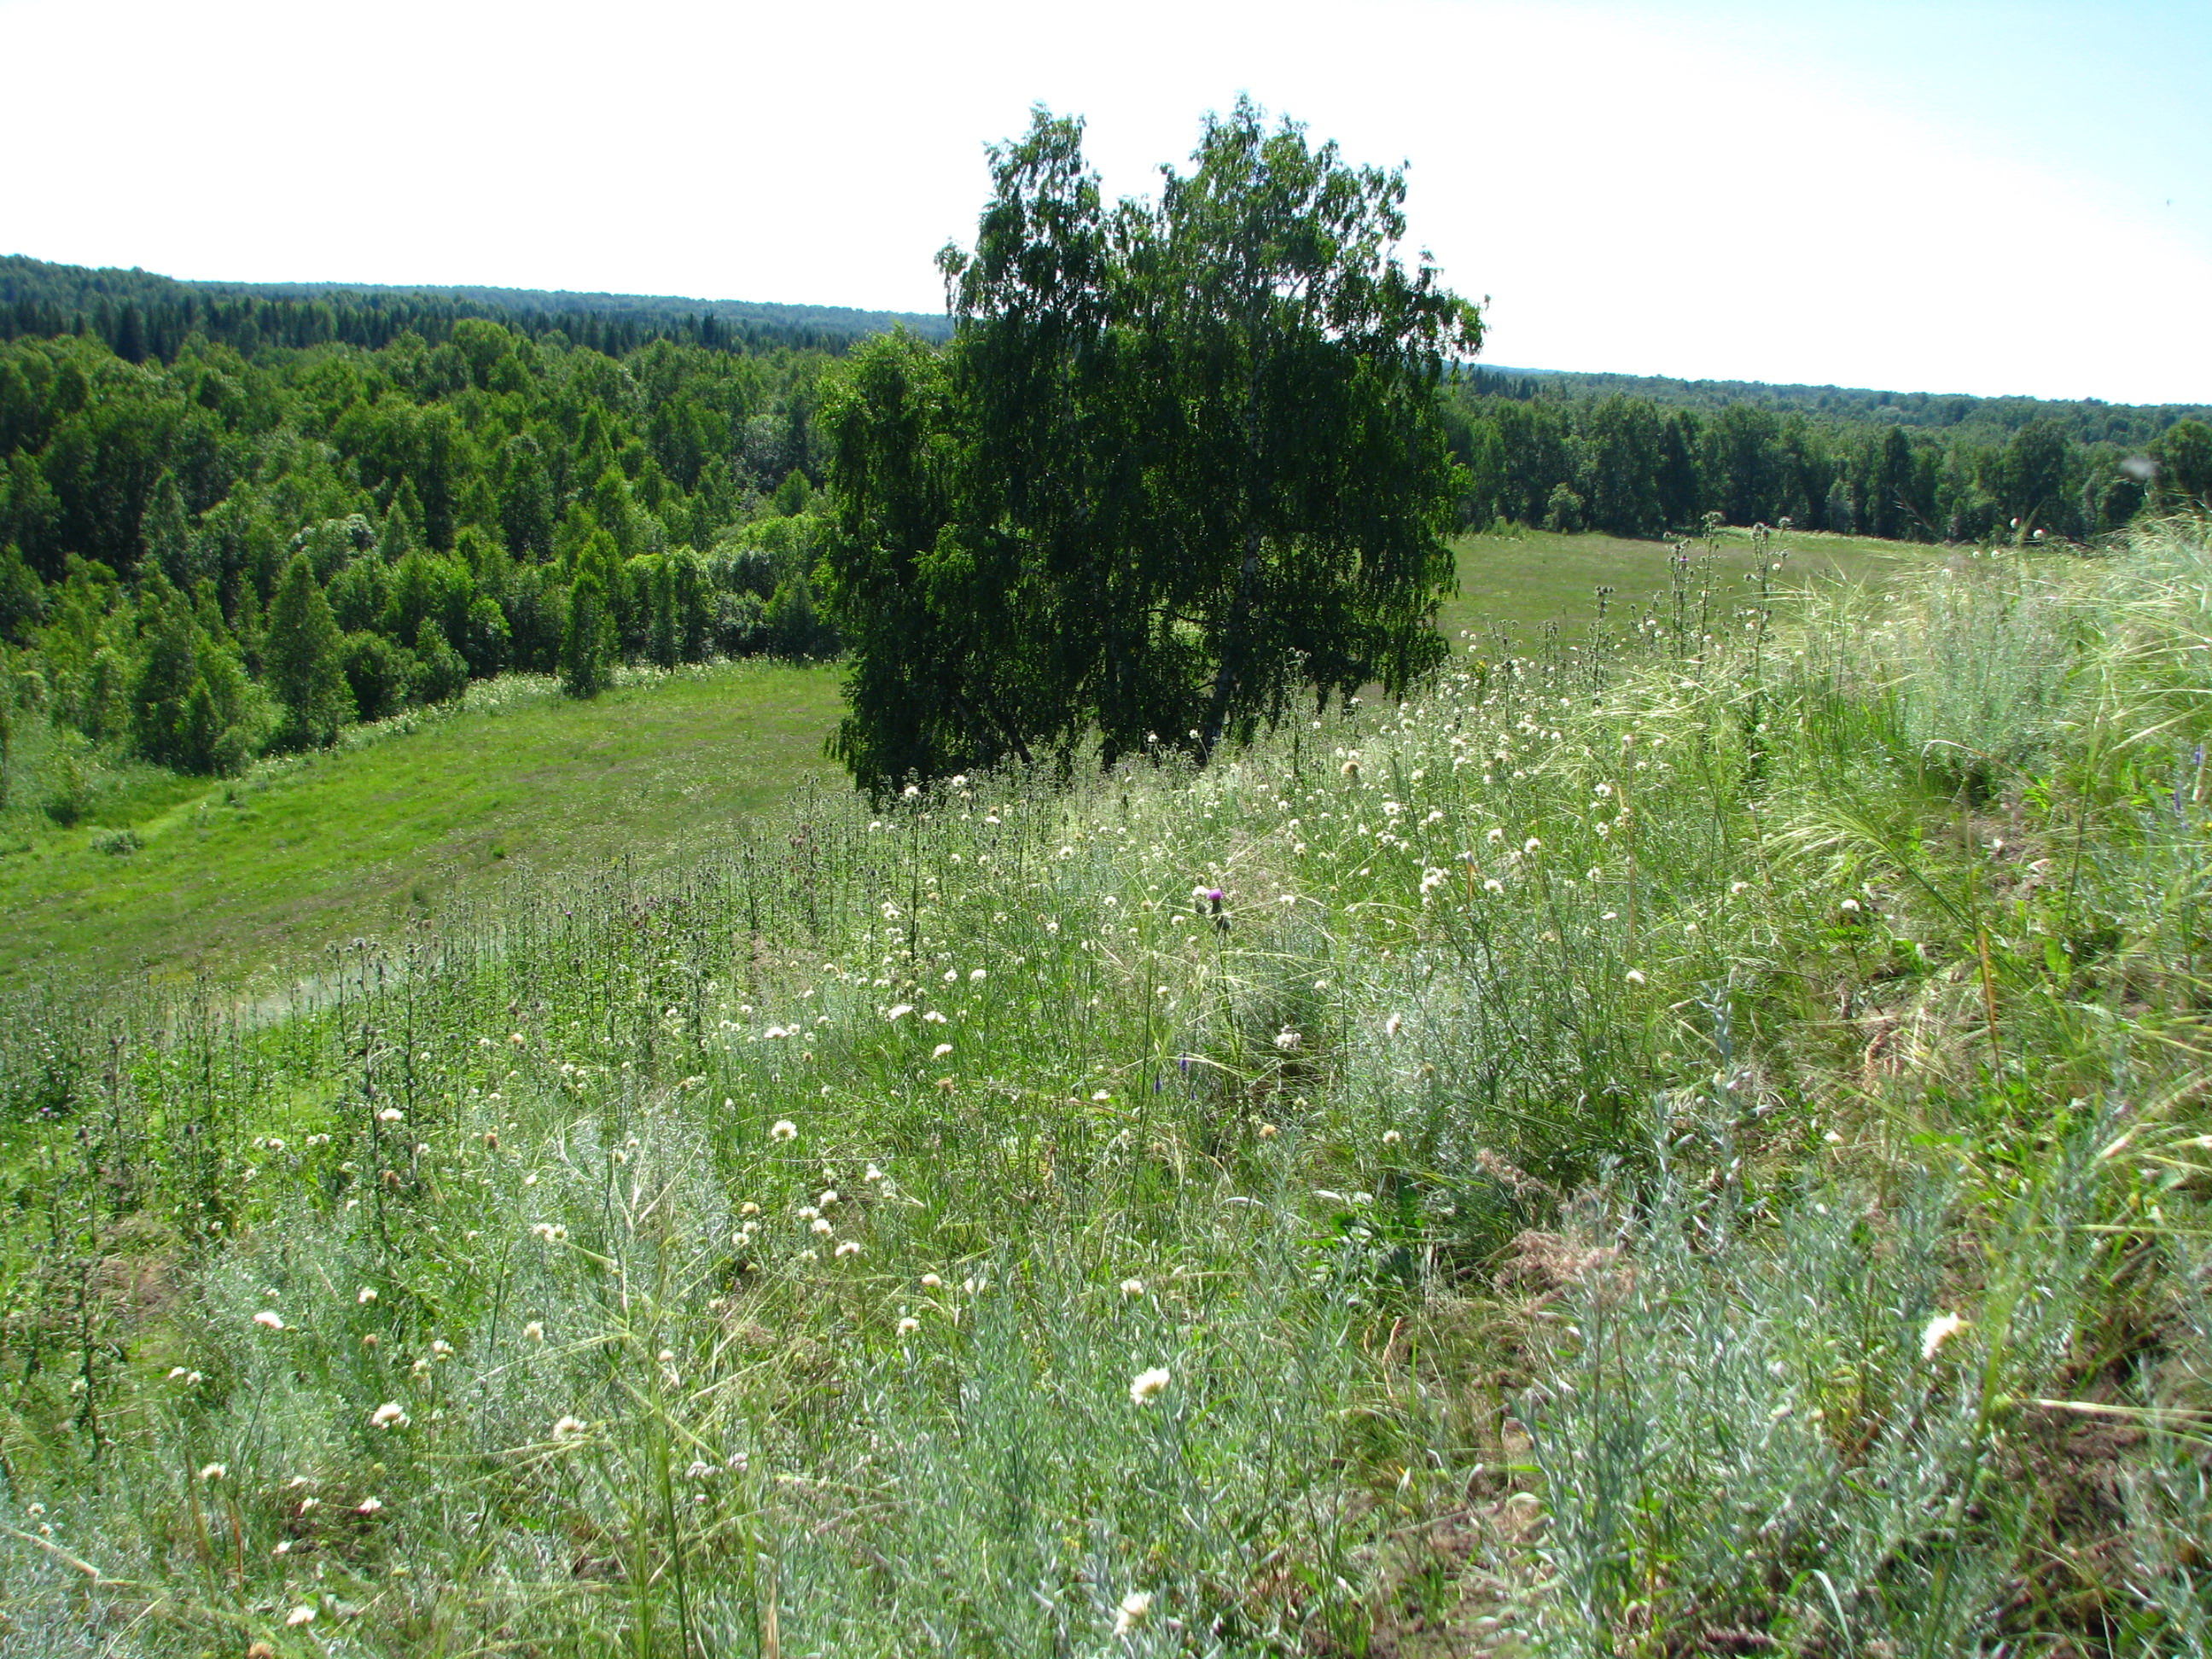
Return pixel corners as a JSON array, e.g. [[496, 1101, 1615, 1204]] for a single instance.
[[1447, 375, 2205, 541], [558, 569, 615, 698], [0, 539, 44, 643], [2157, 416, 2212, 505], [125, 572, 263, 773], [411, 617, 469, 705], [824, 103, 1474, 792], [264, 553, 353, 748], [0, 296, 846, 798], [341, 631, 415, 723]]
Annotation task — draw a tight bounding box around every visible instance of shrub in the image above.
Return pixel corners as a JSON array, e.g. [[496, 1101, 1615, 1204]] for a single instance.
[[342, 631, 416, 723], [411, 618, 469, 706]]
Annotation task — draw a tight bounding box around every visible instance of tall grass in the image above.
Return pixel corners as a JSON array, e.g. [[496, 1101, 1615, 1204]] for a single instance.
[[3, 520, 2209, 1655]]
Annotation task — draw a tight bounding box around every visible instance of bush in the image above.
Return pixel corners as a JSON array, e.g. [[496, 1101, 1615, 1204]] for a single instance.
[[412, 619, 469, 705], [342, 631, 416, 723], [42, 747, 86, 825]]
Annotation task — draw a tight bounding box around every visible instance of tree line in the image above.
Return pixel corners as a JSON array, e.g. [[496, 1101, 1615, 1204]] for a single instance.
[[0, 253, 952, 367], [1445, 383, 2212, 542]]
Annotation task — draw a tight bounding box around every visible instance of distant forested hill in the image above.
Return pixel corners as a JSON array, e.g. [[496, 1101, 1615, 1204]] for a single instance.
[[1461, 364, 2211, 445], [0, 254, 953, 365]]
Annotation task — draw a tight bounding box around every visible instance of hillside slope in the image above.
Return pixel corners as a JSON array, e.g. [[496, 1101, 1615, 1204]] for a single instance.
[[3, 519, 2209, 1654]]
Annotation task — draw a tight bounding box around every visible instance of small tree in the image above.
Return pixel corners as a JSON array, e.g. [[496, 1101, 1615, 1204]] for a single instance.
[[559, 570, 616, 698], [265, 554, 354, 748], [648, 556, 680, 669], [413, 619, 469, 704]]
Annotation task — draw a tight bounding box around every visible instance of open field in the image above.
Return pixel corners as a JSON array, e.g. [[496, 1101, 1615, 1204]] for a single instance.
[[4, 522, 2209, 1655], [1440, 525, 1934, 638], [0, 663, 843, 987]]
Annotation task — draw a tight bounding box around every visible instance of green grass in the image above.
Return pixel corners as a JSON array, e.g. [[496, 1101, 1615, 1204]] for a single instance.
[[0, 661, 843, 987], [4, 521, 2211, 1655], [1441, 524, 1931, 638]]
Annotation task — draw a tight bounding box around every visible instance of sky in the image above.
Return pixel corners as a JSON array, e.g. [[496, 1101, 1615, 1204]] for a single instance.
[[3, 0, 2207, 403]]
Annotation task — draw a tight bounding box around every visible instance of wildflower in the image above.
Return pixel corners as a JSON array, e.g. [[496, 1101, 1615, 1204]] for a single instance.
[[835, 1240, 862, 1257], [922, 1010, 948, 1024], [1092, 1089, 1112, 1102], [920, 1272, 943, 1289], [1121, 1278, 1145, 1297], [812, 1218, 835, 1236], [357, 1495, 384, 1512], [903, 783, 921, 798], [358, 1288, 377, 1304], [933, 1042, 953, 1059], [1483, 877, 1505, 894], [287, 1605, 317, 1627], [1129, 1365, 1172, 1406], [531, 1222, 568, 1242], [1257, 1122, 1278, 1138], [199, 1462, 227, 1481], [509, 1032, 526, 1046], [742, 1201, 761, 1215], [1921, 1312, 1968, 1360], [1524, 837, 1542, 854], [887, 1004, 915, 1022], [881, 900, 901, 920], [771, 1120, 798, 1141], [1274, 1028, 1302, 1053], [431, 1338, 454, 1360], [378, 1108, 404, 1122], [864, 1164, 883, 1182], [1420, 867, 1447, 895], [1730, 881, 1749, 894], [969, 968, 987, 982], [1625, 969, 1647, 986], [1115, 1590, 1154, 1637], [370, 1401, 410, 1429], [1384, 1012, 1404, 1039], [1382, 1129, 1403, 1146], [253, 1310, 285, 1330], [551, 1416, 588, 1441], [522, 1321, 545, 1342]]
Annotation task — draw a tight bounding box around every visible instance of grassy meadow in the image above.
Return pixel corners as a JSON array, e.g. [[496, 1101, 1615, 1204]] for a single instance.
[[0, 663, 844, 987], [3, 519, 2211, 1654], [1439, 524, 1930, 641]]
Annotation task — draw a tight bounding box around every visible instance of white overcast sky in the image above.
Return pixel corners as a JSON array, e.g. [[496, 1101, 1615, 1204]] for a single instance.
[[3, 0, 2206, 403]]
